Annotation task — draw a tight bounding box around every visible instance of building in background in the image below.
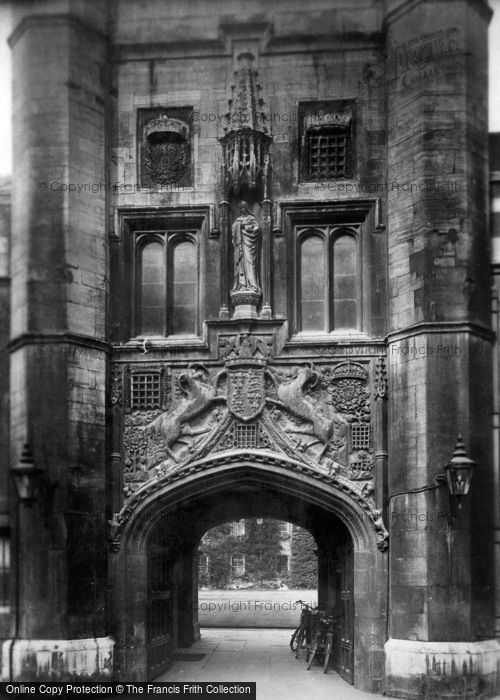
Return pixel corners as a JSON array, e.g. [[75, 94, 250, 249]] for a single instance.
[[198, 519, 317, 589], [0, 1, 499, 697]]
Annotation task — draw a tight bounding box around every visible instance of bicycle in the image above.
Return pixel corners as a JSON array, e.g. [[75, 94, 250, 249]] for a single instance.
[[306, 613, 336, 673], [289, 600, 319, 660]]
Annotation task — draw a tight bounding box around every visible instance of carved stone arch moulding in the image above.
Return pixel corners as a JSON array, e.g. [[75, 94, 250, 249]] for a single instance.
[[108, 453, 388, 554], [110, 336, 388, 552]]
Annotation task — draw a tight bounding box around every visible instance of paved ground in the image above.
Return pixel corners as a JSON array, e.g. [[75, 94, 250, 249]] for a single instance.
[[198, 589, 317, 627], [158, 628, 379, 699]]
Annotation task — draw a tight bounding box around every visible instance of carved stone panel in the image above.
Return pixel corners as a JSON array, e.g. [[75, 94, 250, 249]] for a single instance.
[[138, 107, 193, 188], [118, 343, 380, 498], [113, 340, 388, 550]]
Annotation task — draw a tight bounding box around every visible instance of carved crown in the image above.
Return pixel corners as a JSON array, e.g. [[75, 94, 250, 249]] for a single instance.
[[144, 116, 189, 140], [331, 361, 367, 382], [225, 355, 267, 369], [304, 113, 351, 131]]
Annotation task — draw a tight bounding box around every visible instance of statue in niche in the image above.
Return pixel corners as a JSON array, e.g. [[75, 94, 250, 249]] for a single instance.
[[231, 201, 262, 295]]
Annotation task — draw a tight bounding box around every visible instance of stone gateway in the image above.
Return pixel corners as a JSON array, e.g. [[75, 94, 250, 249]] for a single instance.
[[0, 1, 499, 699]]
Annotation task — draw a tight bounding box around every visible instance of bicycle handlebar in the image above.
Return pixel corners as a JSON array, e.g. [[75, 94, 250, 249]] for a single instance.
[[295, 599, 319, 611]]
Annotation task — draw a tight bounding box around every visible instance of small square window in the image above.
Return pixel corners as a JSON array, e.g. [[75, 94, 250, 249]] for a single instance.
[[305, 129, 352, 180], [130, 372, 162, 410], [299, 101, 355, 182]]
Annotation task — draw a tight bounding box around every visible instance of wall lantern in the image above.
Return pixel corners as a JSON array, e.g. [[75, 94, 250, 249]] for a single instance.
[[10, 444, 42, 504], [444, 434, 475, 499], [10, 444, 58, 521]]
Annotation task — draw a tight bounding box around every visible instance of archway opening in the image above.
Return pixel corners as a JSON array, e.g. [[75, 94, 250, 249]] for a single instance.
[[144, 483, 354, 682], [196, 518, 318, 630], [115, 461, 386, 693]]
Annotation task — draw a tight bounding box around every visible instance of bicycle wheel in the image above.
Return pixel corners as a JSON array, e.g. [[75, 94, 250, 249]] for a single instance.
[[295, 627, 306, 659], [306, 634, 319, 670], [323, 634, 333, 674], [290, 628, 299, 652]]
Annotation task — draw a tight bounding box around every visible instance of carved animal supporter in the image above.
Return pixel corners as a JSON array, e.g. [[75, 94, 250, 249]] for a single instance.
[[143, 364, 220, 462], [268, 363, 349, 461]]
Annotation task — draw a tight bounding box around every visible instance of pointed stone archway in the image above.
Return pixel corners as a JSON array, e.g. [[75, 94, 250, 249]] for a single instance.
[[108, 455, 388, 693]]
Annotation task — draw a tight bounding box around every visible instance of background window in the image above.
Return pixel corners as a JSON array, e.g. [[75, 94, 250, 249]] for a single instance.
[[277, 554, 290, 575], [231, 554, 245, 577], [230, 520, 245, 537], [198, 554, 209, 576], [279, 522, 291, 537], [300, 235, 326, 332], [139, 241, 165, 335]]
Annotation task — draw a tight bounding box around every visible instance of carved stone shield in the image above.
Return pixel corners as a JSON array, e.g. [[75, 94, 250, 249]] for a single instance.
[[226, 366, 266, 421]]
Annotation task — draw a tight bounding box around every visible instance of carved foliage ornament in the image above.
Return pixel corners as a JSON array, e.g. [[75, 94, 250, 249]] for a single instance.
[[114, 341, 387, 550], [119, 341, 379, 503]]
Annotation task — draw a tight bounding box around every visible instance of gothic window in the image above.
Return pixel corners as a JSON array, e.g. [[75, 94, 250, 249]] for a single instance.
[[300, 234, 326, 332], [297, 227, 359, 333], [170, 240, 197, 335], [134, 232, 199, 337], [231, 554, 245, 577], [139, 240, 165, 336], [333, 234, 358, 330]]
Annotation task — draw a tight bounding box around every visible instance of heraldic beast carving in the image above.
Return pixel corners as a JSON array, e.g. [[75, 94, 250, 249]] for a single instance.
[[143, 364, 223, 462], [120, 337, 373, 495], [115, 338, 387, 549], [266, 363, 349, 462]]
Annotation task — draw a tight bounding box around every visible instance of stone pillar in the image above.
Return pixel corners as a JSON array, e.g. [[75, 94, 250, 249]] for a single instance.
[[385, 0, 500, 696], [218, 200, 230, 319], [260, 198, 272, 319], [5, 1, 112, 680]]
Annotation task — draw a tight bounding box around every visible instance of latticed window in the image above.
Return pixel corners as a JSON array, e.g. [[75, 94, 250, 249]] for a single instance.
[[231, 554, 245, 577], [307, 128, 351, 179], [234, 423, 258, 449], [348, 459, 373, 479], [130, 372, 162, 410], [303, 125, 352, 180], [350, 423, 372, 450]]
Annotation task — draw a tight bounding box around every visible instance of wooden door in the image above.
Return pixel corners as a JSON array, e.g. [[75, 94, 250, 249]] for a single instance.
[[333, 541, 354, 684], [147, 533, 172, 678]]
